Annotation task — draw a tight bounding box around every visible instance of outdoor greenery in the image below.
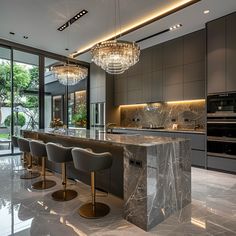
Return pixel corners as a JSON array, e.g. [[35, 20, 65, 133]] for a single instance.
[[4, 112, 26, 127], [0, 61, 39, 128], [72, 104, 87, 127]]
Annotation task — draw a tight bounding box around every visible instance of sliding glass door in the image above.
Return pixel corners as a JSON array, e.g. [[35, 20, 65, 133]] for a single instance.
[[0, 47, 39, 155]]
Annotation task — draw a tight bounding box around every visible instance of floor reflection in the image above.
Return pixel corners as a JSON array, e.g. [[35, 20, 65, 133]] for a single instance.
[[0, 155, 235, 236]]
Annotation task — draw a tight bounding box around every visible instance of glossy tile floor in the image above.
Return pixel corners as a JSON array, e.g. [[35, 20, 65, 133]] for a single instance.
[[0, 155, 235, 236]]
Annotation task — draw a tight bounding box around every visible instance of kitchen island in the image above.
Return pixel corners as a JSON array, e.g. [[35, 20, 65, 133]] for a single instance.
[[23, 128, 191, 231]]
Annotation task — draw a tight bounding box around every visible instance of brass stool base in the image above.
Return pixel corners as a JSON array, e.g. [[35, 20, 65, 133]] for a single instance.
[[32, 180, 56, 190], [52, 189, 77, 201], [79, 202, 110, 219], [20, 171, 41, 179]]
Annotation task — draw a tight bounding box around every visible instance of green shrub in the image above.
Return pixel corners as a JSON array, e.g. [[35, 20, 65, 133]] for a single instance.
[[4, 113, 26, 127]]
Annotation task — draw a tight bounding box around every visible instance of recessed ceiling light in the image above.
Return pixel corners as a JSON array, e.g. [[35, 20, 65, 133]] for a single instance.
[[65, 48, 69, 51], [204, 10, 210, 14], [169, 24, 182, 31], [9, 32, 15, 35], [23, 36, 28, 39]]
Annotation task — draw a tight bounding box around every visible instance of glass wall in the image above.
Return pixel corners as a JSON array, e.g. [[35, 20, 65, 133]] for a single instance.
[[0, 46, 11, 155], [13, 50, 39, 135]]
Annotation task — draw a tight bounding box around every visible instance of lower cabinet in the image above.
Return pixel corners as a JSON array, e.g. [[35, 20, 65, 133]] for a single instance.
[[113, 128, 206, 167]]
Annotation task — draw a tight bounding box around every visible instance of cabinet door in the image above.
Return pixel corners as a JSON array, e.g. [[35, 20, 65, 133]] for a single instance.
[[207, 18, 226, 94], [142, 72, 152, 102], [114, 92, 127, 106], [151, 70, 163, 102], [163, 38, 183, 68], [184, 80, 205, 100], [226, 13, 236, 92], [164, 83, 183, 101], [184, 29, 205, 64]]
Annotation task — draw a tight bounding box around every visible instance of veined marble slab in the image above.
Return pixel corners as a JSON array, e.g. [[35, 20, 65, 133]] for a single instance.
[[23, 128, 191, 231]]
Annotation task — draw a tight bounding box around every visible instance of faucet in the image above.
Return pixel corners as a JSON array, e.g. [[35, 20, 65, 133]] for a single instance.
[[105, 123, 117, 133]]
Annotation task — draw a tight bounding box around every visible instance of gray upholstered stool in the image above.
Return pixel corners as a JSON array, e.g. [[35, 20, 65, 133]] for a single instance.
[[29, 140, 56, 190], [18, 137, 41, 179], [72, 148, 112, 219], [12, 136, 26, 171], [46, 143, 77, 201]]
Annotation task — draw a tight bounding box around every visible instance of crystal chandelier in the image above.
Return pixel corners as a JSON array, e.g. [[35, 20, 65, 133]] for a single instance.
[[91, 40, 140, 74], [51, 63, 87, 86]]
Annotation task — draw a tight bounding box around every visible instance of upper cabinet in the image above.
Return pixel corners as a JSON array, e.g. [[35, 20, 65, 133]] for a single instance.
[[207, 12, 236, 94], [114, 29, 206, 106]]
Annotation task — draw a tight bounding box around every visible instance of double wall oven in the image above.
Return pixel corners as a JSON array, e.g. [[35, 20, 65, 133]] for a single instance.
[[207, 93, 236, 173]]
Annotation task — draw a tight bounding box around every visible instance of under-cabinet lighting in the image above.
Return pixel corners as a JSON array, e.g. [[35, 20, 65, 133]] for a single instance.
[[166, 99, 205, 104], [119, 104, 147, 108]]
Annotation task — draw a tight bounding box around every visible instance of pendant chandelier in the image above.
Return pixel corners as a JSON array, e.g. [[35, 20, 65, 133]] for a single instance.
[[91, 40, 140, 74], [91, 0, 140, 74], [51, 63, 87, 86]]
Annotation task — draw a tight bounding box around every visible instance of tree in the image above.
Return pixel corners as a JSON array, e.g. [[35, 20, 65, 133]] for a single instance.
[[0, 61, 30, 125]]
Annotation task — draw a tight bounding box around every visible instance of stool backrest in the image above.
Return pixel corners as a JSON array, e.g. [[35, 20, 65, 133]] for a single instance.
[[18, 137, 30, 153], [30, 140, 47, 158], [12, 136, 19, 148], [72, 148, 112, 172], [46, 142, 73, 163]]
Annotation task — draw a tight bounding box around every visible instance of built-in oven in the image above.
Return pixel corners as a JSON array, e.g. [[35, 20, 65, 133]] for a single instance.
[[207, 93, 236, 173]]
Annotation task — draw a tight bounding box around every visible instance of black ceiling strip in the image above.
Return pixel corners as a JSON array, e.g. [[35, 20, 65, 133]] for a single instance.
[[72, 0, 201, 57], [135, 29, 170, 43]]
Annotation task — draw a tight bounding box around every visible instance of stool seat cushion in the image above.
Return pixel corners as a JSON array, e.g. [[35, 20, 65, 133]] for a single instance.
[[72, 148, 112, 172], [30, 140, 47, 158], [46, 142, 73, 163], [17, 137, 30, 153]]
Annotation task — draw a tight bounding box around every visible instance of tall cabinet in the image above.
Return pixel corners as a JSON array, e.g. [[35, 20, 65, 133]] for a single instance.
[[207, 12, 236, 94]]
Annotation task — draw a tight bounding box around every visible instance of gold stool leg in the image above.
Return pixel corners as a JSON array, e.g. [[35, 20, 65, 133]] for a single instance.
[[79, 172, 110, 219], [51, 163, 77, 201], [32, 157, 56, 190]]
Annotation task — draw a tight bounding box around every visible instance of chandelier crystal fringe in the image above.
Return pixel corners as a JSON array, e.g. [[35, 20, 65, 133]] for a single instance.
[[91, 40, 140, 74], [51, 64, 87, 86]]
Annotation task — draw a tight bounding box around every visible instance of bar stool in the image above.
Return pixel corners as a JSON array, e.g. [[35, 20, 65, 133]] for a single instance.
[[29, 140, 56, 190], [46, 142, 78, 201], [18, 137, 41, 179], [72, 147, 112, 219], [12, 136, 26, 171]]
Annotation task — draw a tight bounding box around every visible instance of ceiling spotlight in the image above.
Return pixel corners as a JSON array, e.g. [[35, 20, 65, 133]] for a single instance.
[[169, 24, 182, 31], [23, 36, 28, 39], [9, 32, 15, 35], [204, 10, 210, 14]]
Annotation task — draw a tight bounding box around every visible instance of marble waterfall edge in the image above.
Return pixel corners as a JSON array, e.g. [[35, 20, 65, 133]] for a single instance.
[[123, 140, 191, 231]]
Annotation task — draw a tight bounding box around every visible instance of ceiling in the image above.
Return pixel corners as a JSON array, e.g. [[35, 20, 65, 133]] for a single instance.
[[0, 0, 236, 63]]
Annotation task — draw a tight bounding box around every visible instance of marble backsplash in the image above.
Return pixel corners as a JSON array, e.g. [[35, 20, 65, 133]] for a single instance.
[[120, 101, 206, 130]]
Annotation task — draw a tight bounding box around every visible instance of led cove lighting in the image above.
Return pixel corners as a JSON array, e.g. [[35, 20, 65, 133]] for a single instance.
[[72, 0, 198, 57]]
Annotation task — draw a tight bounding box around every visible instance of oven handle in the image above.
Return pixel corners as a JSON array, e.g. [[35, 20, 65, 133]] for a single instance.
[[207, 121, 236, 124]]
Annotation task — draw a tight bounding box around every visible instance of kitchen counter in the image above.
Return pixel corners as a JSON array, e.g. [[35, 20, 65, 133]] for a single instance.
[[112, 126, 205, 134], [23, 128, 191, 231]]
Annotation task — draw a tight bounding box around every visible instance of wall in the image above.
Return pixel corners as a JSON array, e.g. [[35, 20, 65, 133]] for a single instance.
[[120, 101, 205, 130]]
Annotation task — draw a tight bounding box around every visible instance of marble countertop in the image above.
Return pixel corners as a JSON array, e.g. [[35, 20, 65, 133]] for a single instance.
[[24, 128, 186, 147], [113, 126, 205, 134]]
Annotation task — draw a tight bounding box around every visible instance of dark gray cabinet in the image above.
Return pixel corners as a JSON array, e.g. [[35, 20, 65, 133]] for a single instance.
[[226, 13, 236, 92], [207, 17, 226, 94], [163, 38, 183, 67], [207, 12, 236, 94], [114, 29, 205, 105]]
